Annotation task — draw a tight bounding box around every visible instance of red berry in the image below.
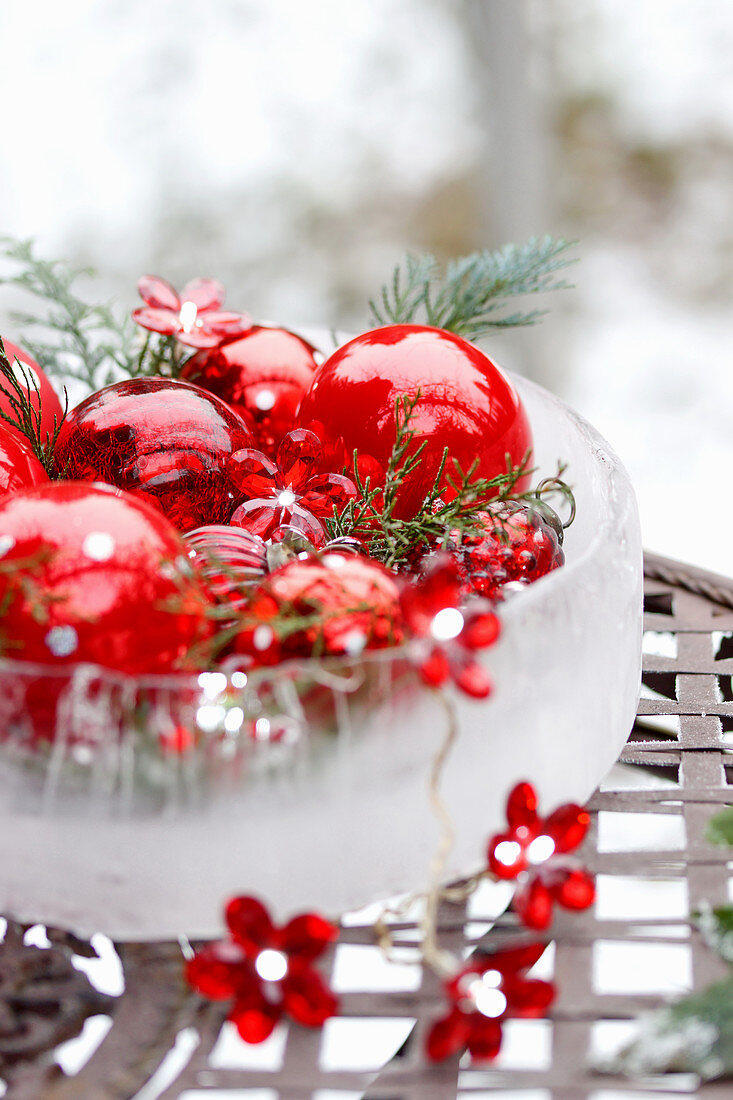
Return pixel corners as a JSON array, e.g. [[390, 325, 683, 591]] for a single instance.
[[297, 324, 532, 518], [54, 378, 252, 530], [183, 326, 319, 456]]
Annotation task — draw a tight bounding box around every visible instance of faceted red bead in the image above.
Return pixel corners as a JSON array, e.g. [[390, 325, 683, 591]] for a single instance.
[[283, 962, 339, 1027], [280, 913, 338, 959], [545, 804, 590, 853], [277, 429, 321, 489], [514, 876, 554, 931], [425, 1008, 471, 1063], [301, 473, 358, 517], [506, 782, 539, 831], [226, 896, 275, 955], [549, 866, 596, 911], [229, 450, 279, 497]]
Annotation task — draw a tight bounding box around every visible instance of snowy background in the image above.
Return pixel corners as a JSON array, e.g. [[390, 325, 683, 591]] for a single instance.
[[1, 0, 732, 572]]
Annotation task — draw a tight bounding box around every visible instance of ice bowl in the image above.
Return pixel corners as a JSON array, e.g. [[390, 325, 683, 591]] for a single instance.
[[0, 363, 643, 939]]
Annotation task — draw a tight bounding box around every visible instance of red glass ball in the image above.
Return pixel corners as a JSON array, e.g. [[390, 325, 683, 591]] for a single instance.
[[0, 422, 49, 497], [296, 325, 532, 518], [1, 339, 65, 448], [236, 552, 404, 662], [182, 327, 319, 457], [0, 481, 214, 675], [54, 378, 252, 530]]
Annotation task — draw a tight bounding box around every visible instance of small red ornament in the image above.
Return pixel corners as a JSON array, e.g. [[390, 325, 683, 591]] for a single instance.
[[54, 378, 252, 530], [132, 275, 252, 349], [229, 429, 357, 547], [400, 553, 500, 698], [296, 324, 532, 518], [486, 781, 595, 930], [185, 895, 339, 1043], [182, 326, 320, 456], [0, 422, 49, 497], [452, 502, 564, 601], [0, 339, 65, 448], [235, 552, 403, 664], [0, 481, 214, 676], [426, 942, 555, 1063]]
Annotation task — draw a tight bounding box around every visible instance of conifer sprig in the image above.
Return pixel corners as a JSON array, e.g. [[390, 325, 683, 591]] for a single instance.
[[0, 338, 67, 477], [368, 236, 577, 339]]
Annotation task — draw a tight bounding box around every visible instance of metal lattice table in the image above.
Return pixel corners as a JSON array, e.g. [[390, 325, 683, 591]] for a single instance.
[[3, 550, 733, 1099]]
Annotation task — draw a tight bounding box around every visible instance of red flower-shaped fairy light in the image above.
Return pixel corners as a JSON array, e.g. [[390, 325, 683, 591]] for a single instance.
[[132, 275, 252, 349], [487, 782, 595, 930], [229, 429, 358, 547], [400, 553, 500, 699], [426, 942, 555, 1062], [186, 895, 339, 1042]]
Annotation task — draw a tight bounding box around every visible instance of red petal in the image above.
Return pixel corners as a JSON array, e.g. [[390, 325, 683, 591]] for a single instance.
[[549, 866, 596, 911], [230, 449, 280, 498], [425, 1008, 470, 1062], [185, 941, 248, 999], [138, 275, 180, 311], [280, 912, 338, 960], [226, 896, 275, 954], [131, 306, 178, 336], [282, 963, 339, 1027], [452, 658, 492, 699], [202, 310, 253, 336], [479, 942, 548, 976], [545, 803, 590, 853], [180, 277, 225, 312], [514, 876, 554, 931], [231, 996, 280, 1044], [460, 610, 500, 650], [502, 976, 555, 1018], [302, 474, 358, 517], [506, 781, 539, 831], [466, 1016, 502, 1061], [176, 328, 228, 349], [419, 647, 450, 688], [277, 429, 322, 490], [487, 830, 526, 880], [284, 503, 328, 548], [230, 498, 282, 540]]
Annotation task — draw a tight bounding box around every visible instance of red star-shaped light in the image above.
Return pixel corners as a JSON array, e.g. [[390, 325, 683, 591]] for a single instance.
[[487, 781, 595, 930], [400, 553, 500, 698], [132, 275, 252, 349], [186, 895, 339, 1042], [426, 942, 555, 1063], [229, 429, 358, 548]]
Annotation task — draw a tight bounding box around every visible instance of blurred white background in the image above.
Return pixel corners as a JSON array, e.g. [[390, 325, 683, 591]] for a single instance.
[[1, 0, 732, 572]]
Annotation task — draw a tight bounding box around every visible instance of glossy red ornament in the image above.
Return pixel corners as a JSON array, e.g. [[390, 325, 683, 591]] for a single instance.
[[452, 502, 564, 601], [132, 275, 252, 349], [235, 552, 404, 664], [296, 324, 532, 518], [0, 339, 65, 448], [0, 422, 49, 497], [185, 895, 339, 1043], [229, 429, 357, 546], [0, 481, 214, 675], [183, 326, 320, 456], [426, 942, 555, 1063], [54, 378, 252, 530], [400, 553, 500, 698]]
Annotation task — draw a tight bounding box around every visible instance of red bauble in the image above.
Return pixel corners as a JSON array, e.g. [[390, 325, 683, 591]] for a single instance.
[[0, 481, 214, 675], [296, 325, 532, 518], [0, 422, 49, 497], [54, 378, 252, 530], [0, 340, 65, 448], [236, 552, 404, 663], [183, 327, 319, 456], [452, 503, 564, 601]]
